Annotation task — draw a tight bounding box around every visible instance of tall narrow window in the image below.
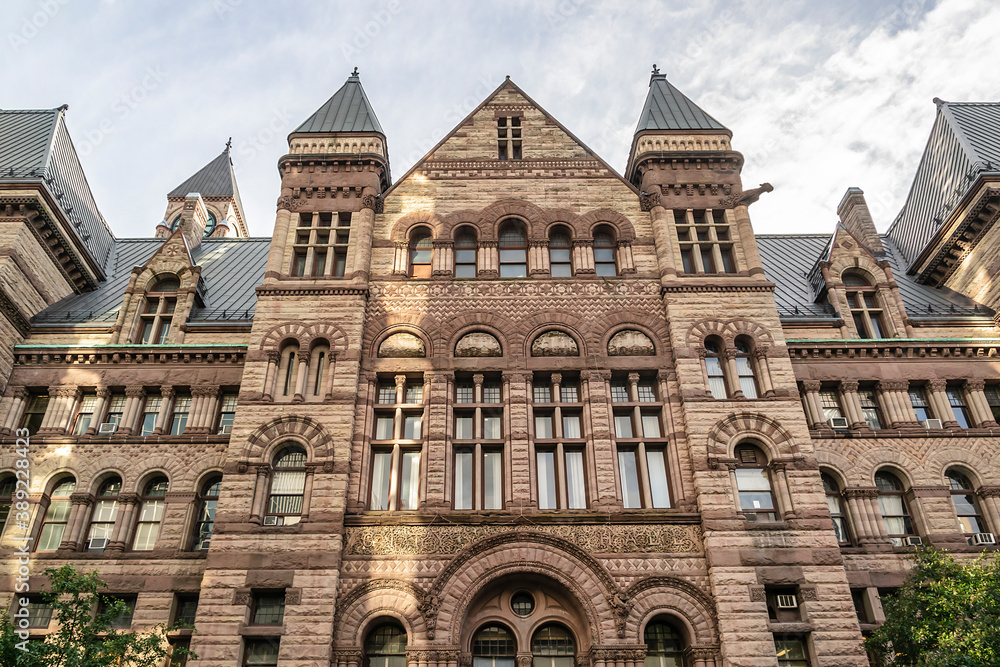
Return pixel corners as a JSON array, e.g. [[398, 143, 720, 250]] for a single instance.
[[0, 476, 14, 532], [217, 393, 238, 434], [908, 386, 933, 423], [455, 229, 478, 278], [735, 444, 777, 523], [946, 469, 987, 536], [409, 230, 433, 278], [133, 477, 168, 551], [73, 393, 97, 435], [86, 477, 121, 550], [675, 209, 735, 274], [875, 470, 915, 546], [844, 272, 885, 339], [858, 388, 883, 429], [194, 475, 222, 551], [531, 625, 575, 667], [139, 393, 161, 436], [822, 473, 850, 545], [367, 624, 407, 667], [497, 116, 522, 160], [549, 229, 572, 277], [774, 637, 810, 667], [593, 228, 617, 276], [251, 591, 285, 625], [533, 374, 587, 510], [104, 393, 126, 430], [643, 619, 685, 667], [947, 387, 971, 428], [267, 448, 307, 525], [243, 639, 280, 667], [704, 339, 727, 399], [169, 394, 191, 435], [20, 393, 49, 436], [138, 278, 178, 344], [369, 376, 425, 511], [819, 390, 843, 421], [452, 375, 504, 511], [734, 339, 758, 398], [499, 221, 527, 278], [473, 624, 516, 667], [36, 478, 75, 552], [985, 385, 1000, 422]]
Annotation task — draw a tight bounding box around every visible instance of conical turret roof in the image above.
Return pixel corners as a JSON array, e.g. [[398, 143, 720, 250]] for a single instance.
[[635, 68, 728, 134], [293, 69, 384, 134], [168, 145, 240, 198]]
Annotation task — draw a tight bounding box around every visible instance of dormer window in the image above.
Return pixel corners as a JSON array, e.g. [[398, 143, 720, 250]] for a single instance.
[[497, 116, 522, 160], [138, 277, 179, 344], [843, 271, 885, 339]]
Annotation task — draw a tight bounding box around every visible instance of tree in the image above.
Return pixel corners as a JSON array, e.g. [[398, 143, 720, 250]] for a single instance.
[[865, 547, 1000, 666], [0, 564, 194, 667]]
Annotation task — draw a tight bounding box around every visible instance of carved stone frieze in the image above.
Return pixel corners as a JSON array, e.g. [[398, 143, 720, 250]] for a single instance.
[[343, 524, 702, 556]]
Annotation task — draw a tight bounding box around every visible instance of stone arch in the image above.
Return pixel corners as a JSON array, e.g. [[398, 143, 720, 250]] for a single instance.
[[259, 322, 310, 350], [134, 467, 171, 494], [624, 576, 718, 646], [706, 413, 799, 460], [520, 312, 589, 357], [442, 314, 517, 359], [595, 315, 669, 357], [431, 531, 617, 644], [87, 468, 127, 496], [333, 579, 428, 645], [530, 329, 580, 357], [687, 319, 774, 350], [927, 447, 997, 485], [303, 322, 349, 353], [365, 318, 438, 358], [815, 450, 856, 487], [477, 199, 546, 238], [829, 258, 886, 287], [388, 211, 447, 241], [857, 448, 925, 486], [240, 415, 333, 463], [577, 209, 637, 241], [440, 210, 488, 239]]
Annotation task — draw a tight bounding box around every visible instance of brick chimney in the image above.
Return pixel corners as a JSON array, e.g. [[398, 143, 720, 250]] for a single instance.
[[837, 188, 884, 255]]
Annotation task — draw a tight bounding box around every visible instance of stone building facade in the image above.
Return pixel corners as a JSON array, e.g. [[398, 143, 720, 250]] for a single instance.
[[1, 71, 999, 667]]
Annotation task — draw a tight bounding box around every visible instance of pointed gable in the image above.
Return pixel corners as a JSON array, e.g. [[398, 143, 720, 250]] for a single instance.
[[293, 70, 384, 134], [635, 71, 729, 134], [168, 147, 239, 199]]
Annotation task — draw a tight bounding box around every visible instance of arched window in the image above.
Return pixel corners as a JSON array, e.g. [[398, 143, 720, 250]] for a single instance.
[[86, 476, 121, 551], [194, 475, 222, 551], [643, 619, 685, 667], [133, 477, 168, 551], [278, 340, 300, 399], [498, 221, 527, 278], [473, 623, 516, 667], [704, 338, 727, 399], [875, 470, 915, 546], [455, 229, 478, 278], [531, 624, 575, 667], [548, 228, 572, 277], [946, 469, 987, 537], [365, 623, 407, 667], [138, 277, 179, 344], [266, 447, 307, 525], [309, 341, 330, 397], [409, 229, 432, 278], [843, 271, 885, 339], [821, 472, 850, 545], [0, 476, 15, 534], [734, 338, 758, 399], [734, 443, 777, 523], [593, 228, 617, 276], [36, 478, 76, 552]]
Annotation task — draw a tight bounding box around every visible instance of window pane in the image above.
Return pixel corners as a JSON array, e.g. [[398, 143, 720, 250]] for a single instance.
[[375, 416, 394, 440], [483, 415, 502, 440], [614, 415, 633, 438], [455, 265, 477, 278], [370, 452, 392, 510], [455, 415, 474, 440], [456, 384, 474, 403], [565, 451, 586, 509], [399, 452, 420, 510], [455, 451, 473, 510], [560, 385, 579, 402], [37, 522, 66, 551], [499, 263, 526, 278], [611, 384, 629, 402], [646, 449, 671, 508], [537, 451, 557, 510], [483, 451, 503, 510], [562, 414, 581, 439], [618, 450, 641, 509], [641, 413, 661, 438], [534, 386, 551, 403], [535, 415, 553, 439], [735, 468, 772, 491], [271, 471, 306, 495], [403, 415, 422, 439]]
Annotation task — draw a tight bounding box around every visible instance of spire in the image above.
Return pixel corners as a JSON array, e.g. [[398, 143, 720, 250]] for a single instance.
[[634, 66, 729, 134], [292, 68, 384, 135], [162, 142, 248, 238], [168, 144, 239, 199]]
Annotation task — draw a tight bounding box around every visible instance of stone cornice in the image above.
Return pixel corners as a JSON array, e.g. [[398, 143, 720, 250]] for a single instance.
[[787, 338, 1000, 360], [13, 345, 246, 367]]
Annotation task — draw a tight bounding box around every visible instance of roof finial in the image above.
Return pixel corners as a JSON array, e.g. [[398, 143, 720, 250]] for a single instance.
[[351, 66, 359, 77], [225, 137, 232, 150], [652, 64, 660, 75]]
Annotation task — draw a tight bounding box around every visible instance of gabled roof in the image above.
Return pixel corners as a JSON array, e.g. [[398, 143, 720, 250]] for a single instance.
[[634, 70, 729, 134], [292, 71, 384, 135], [0, 107, 115, 275], [887, 100, 1000, 265], [168, 146, 239, 198]]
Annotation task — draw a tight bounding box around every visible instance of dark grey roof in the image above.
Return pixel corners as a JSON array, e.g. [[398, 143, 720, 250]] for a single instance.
[[32, 237, 270, 324], [293, 73, 384, 135], [887, 101, 1000, 265], [0, 108, 115, 274], [168, 147, 238, 198], [634, 73, 728, 134], [757, 233, 992, 321]]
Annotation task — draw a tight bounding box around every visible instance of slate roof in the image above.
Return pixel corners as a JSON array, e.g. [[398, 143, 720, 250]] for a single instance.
[[634, 72, 728, 134], [32, 237, 270, 324], [757, 233, 992, 322], [887, 100, 1000, 265], [0, 107, 115, 274], [293, 72, 384, 135]]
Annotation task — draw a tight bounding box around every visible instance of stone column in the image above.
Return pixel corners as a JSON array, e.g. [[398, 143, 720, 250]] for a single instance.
[[300, 465, 316, 519], [528, 239, 548, 276], [723, 349, 744, 399], [350, 191, 379, 279], [646, 191, 677, 281], [927, 380, 958, 427], [573, 239, 595, 274], [293, 351, 310, 403], [838, 380, 865, 429], [964, 379, 997, 427], [106, 493, 138, 553], [119, 385, 146, 436], [732, 205, 766, 277], [265, 204, 294, 279], [432, 240, 453, 276], [424, 372, 449, 510], [61, 493, 93, 551], [844, 489, 877, 544], [753, 346, 774, 397], [38, 387, 74, 434], [392, 240, 409, 275], [262, 351, 279, 401], [976, 487, 1000, 535], [1, 386, 28, 434], [84, 388, 110, 436], [616, 238, 636, 273], [770, 463, 795, 519], [800, 381, 824, 428], [504, 372, 530, 508], [153, 387, 175, 435], [249, 466, 270, 522]]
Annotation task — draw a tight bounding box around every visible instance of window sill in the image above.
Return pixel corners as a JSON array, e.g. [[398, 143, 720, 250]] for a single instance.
[[238, 623, 285, 637]]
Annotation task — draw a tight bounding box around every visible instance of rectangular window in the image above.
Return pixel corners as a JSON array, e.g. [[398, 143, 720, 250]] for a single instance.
[[986, 386, 1000, 422], [614, 414, 634, 439], [456, 383, 474, 403], [74, 393, 97, 435], [819, 390, 843, 420], [217, 393, 238, 434], [252, 592, 285, 625], [369, 451, 392, 510], [24, 599, 52, 628], [736, 468, 776, 521], [562, 413, 581, 439], [483, 450, 502, 510], [454, 450, 473, 510], [705, 356, 727, 399], [455, 414, 474, 440], [646, 448, 671, 508], [100, 595, 136, 628], [378, 383, 396, 404], [140, 394, 161, 436], [909, 387, 932, 422], [565, 450, 586, 509], [244, 638, 280, 667], [534, 415, 553, 439], [399, 451, 420, 510], [774, 636, 810, 667], [536, 451, 557, 510], [641, 412, 661, 438], [403, 415, 422, 439], [19, 394, 49, 436], [454, 449, 503, 511], [174, 595, 199, 626], [375, 416, 394, 440], [947, 387, 971, 428], [533, 386, 551, 403], [132, 500, 164, 551], [483, 413, 502, 440], [637, 382, 657, 402], [611, 383, 629, 403], [169, 394, 191, 435], [858, 389, 882, 429], [560, 384, 579, 403], [405, 385, 423, 404], [105, 393, 126, 428], [482, 384, 501, 403], [618, 449, 641, 509]]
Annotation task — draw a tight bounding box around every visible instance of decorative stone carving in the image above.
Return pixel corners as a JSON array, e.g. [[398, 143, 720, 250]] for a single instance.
[[749, 585, 766, 602], [639, 190, 660, 211], [378, 333, 426, 358], [362, 194, 384, 213], [343, 524, 702, 555], [607, 329, 655, 356], [717, 182, 773, 208], [455, 332, 502, 357], [530, 330, 579, 357]]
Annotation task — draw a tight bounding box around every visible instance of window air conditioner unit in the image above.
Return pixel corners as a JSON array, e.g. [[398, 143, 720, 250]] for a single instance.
[[262, 516, 282, 526], [922, 419, 943, 429], [827, 417, 849, 429], [775, 594, 798, 609], [905, 536, 924, 547], [97, 422, 118, 435], [219, 424, 233, 435], [972, 532, 996, 546], [88, 538, 109, 550]]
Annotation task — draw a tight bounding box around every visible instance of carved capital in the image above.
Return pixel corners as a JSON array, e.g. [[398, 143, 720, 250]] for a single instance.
[[95, 387, 111, 399], [638, 190, 660, 212], [394, 374, 407, 388], [878, 380, 908, 393], [70, 492, 94, 506], [192, 385, 220, 398], [117, 492, 139, 505], [275, 195, 295, 211], [50, 386, 78, 399], [839, 380, 859, 393], [927, 379, 947, 392], [265, 350, 280, 363], [362, 193, 384, 213], [550, 373, 563, 386], [965, 378, 986, 392], [800, 380, 821, 393], [160, 386, 176, 400], [125, 385, 146, 399], [843, 487, 880, 499], [977, 485, 1000, 499]]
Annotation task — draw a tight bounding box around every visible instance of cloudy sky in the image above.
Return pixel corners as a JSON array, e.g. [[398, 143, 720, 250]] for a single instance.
[[4, 0, 998, 238]]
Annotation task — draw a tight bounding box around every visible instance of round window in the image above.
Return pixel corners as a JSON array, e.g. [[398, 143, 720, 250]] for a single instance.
[[511, 591, 535, 616]]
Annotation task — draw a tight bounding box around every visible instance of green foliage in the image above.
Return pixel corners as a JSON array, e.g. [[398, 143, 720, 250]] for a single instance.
[[0, 565, 195, 667], [865, 547, 1000, 666]]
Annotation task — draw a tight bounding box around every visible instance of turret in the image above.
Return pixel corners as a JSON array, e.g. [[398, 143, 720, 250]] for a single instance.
[[157, 142, 248, 240]]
